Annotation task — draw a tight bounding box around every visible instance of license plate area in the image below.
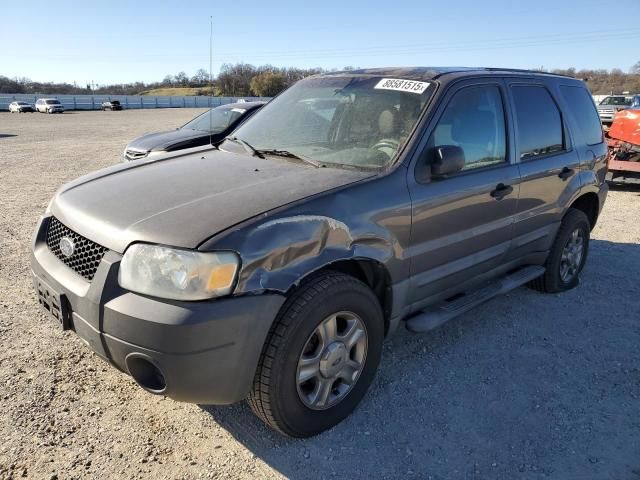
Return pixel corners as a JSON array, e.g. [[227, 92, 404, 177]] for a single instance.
[[34, 276, 71, 330]]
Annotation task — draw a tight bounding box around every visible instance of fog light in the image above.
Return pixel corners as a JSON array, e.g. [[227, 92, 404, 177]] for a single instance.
[[125, 354, 166, 393]]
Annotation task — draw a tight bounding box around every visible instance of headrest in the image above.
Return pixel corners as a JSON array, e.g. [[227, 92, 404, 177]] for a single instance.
[[451, 110, 495, 145], [378, 110, 396, 136]]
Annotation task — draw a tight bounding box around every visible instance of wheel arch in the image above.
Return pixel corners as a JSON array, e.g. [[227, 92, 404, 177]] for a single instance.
[[567, 191, 600, 230], [216, 213, 400, 336], [297, 258, 394, 336]]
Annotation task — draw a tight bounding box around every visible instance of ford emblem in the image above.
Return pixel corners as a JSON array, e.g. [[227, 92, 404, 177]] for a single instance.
[[59, 237, 75, 258]]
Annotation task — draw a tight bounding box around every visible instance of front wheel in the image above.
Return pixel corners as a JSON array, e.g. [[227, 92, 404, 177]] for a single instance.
[[248, 272, 384, 437], [529, 208, 590, 293]]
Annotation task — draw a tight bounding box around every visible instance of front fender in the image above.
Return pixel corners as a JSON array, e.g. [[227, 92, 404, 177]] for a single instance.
[[228, 214, 396, 293], [198, 168, 413, 308]]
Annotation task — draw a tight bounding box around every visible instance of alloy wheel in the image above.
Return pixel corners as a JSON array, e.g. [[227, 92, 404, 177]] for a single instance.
[[296, 311, 368, 410], [560, 228, 584, 283]]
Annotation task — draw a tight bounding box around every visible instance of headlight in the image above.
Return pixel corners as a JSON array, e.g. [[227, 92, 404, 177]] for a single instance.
[[119, 244, 240, 300]]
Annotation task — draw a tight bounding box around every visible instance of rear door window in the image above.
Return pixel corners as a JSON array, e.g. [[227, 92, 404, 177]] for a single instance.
[[559, 85, 603, 146], [511, 85, 564, 160]]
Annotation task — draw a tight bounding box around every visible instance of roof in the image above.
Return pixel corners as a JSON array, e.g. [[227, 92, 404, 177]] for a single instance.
[[325, 67, 575, 81]]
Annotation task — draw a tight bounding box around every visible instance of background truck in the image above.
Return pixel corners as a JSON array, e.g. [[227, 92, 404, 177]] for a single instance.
[[606, 107, 640, 181]]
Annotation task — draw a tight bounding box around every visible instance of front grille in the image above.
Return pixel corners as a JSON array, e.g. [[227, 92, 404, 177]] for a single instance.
[[45, 217, 107, 281], [125, 149, 148, 161]]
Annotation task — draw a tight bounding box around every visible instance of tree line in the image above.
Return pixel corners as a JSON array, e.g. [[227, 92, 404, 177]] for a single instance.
[[2, 62, 640, 97], [0, 64, 328, 97], [541, 61, 640, 94]]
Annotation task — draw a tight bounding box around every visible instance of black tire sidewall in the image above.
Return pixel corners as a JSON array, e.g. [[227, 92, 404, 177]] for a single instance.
[[547, 210, 590, 291], [270, 278, 384, 437]]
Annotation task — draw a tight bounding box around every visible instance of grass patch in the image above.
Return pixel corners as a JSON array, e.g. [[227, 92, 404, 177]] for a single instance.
[[139, 87, 216, 96]]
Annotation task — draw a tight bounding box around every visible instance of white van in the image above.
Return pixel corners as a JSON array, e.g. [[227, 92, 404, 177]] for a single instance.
[[35, 98, 65, 114]]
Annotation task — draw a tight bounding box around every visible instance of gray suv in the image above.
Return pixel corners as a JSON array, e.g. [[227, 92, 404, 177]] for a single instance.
[[596, 95, 633, 125], [31, 67, 608, 437]]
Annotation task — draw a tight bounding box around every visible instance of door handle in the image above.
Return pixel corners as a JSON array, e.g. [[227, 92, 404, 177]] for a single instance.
[[558, 167, 575, 181], [490, 183, 513, 200]]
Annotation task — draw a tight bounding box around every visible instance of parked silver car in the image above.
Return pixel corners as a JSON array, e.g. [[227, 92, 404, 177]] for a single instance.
[[9, 101, 35, 113]]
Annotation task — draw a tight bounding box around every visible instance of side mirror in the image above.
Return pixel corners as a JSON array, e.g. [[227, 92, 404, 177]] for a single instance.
[[431, 145, 465, 178]]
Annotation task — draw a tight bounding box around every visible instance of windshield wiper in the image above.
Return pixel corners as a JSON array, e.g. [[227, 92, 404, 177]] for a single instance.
[[256, 149, 321, 168], [224, 136, 264, 158]]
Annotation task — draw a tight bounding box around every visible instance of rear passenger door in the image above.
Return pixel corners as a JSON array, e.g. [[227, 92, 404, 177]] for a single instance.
[[406, 79, 520, 308], [506, 80, 581, 261]]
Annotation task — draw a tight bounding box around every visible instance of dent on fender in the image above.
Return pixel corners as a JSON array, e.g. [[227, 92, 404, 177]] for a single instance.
[[233, 214, 394, 294]]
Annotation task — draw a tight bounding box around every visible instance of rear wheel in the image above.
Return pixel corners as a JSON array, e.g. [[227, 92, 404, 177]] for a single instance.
[[248, 272, 384, 437], [529, 208, 590, 293]]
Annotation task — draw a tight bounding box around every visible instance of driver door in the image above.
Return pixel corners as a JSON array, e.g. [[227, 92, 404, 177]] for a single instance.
[[406, 79, 520, 308]]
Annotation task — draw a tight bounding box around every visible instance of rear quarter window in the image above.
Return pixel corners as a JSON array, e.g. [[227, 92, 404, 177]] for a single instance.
[[559, 85, 603, 146]]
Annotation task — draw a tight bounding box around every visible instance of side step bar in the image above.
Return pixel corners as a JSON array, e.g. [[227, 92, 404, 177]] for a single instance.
[[405, 265, 545, 333]]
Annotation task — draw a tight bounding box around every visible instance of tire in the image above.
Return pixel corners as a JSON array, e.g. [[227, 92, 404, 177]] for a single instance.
[[248, 272, 384, 437], [528, 208, 590, 293]]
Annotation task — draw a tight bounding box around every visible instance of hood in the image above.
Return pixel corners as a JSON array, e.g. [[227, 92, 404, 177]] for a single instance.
[[598, 104, 626, 111], [50, 150, 373, 253], [608, 108, 640, 145], [127, 128, 209, 152]]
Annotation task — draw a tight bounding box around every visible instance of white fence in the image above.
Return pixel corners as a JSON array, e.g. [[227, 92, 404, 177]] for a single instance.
[[0, 94, 269, 111], [0, 92, 609, 111]]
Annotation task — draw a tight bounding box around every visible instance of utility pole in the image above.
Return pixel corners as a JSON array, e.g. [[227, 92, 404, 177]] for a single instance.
[[209, 16, 213, 141], [209, 16, 213, 98]]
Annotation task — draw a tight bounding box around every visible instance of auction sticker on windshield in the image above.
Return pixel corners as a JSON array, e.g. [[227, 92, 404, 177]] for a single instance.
[[374, 78, 430, 94]]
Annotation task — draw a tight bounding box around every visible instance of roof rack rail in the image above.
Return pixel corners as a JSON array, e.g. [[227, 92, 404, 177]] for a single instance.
[[434, 67, 576, 79], [483, 67, 575, 78]]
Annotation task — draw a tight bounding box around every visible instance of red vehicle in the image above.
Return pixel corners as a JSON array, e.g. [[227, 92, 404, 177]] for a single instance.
[[606, 108, 640, 181]]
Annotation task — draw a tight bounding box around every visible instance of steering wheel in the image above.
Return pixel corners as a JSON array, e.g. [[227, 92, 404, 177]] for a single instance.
[[372, 139, 400, 157]]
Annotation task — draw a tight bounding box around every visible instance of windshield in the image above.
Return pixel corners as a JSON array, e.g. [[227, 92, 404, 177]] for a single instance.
[[17, 102, 29, 105], [46, 100, 61, 105], [111, 100, 120, 105], [182, 106, 245, 133], [600, 96, 631, 106], [229, 76, 433, 168]]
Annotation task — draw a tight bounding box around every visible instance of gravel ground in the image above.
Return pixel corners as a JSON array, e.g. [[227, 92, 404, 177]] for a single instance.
[[1, 109, 639, 480]]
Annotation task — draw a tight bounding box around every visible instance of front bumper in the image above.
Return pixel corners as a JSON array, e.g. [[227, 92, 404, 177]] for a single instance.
[[30, 216, 285, 404]]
